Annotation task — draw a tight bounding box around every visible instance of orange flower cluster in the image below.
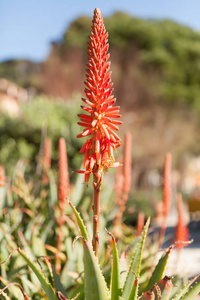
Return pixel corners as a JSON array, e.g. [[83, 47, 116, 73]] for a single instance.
[[76, 8, 122, 186]]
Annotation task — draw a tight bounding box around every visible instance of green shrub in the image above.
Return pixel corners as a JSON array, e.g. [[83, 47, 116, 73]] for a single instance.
[[0, 95, 83, 176]]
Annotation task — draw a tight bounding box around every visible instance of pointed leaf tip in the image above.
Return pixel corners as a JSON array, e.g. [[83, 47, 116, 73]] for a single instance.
[[69, 201, 90, 242], [17, 248, 57, 300]]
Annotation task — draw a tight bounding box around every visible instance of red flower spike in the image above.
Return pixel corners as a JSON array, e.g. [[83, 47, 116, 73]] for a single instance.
[[175, 193, 189, 251], [43, 137, 52, 170], [123, 132, 132, 195], [77, 8, 122, 186], [58, 138, 70, 212], [136, 212, 145, 237], [163, 152, 172, 217], [56, 138, 70, 275]]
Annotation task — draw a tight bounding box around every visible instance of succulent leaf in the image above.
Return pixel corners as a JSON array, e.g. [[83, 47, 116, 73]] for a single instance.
[[17, 248, 57, 300], [172, 276, 200, 300], [146, 245, 173, 291], [179, 278, 200, 300], [69, 201, 90, 242], [82, 238, 109, 300], [107, 230, 123, 300], [0, 291, 11, 300], [51, 262, 68, 298], [123, 217, 150, 299], [128, 276, 138, 300], [0, 277, 22, 300]]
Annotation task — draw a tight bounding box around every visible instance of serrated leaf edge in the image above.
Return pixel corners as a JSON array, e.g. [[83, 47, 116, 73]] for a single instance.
[[17, 248, 57, 300], [122, 217, 150, 299], [172, 275, 200, 300], [69, 201, 90, 243], [82, 237, 110, 300]]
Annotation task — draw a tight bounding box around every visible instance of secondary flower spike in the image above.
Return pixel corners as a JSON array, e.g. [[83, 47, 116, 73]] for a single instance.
[[76, 8, 122, 186]]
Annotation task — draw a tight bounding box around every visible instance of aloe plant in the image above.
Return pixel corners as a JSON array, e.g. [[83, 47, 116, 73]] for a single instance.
[[0, 7, 200, 300], [1, 150, 200, 300]]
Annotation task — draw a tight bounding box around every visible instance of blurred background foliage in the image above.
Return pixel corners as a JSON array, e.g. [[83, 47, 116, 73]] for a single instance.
[[0, 96, 83, 176], [1, 11, 200, 212]]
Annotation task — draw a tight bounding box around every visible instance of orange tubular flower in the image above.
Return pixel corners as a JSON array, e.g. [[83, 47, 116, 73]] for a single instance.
[[76, 8, 122, 187]]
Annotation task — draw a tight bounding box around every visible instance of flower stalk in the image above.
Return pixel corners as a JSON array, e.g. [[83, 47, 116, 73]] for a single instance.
[[93, 174, 101, 258], [75, 8, 122, 259], [159, 152, 172, 248], [42, 137, 52, 185], [56, 138, 69, 274]]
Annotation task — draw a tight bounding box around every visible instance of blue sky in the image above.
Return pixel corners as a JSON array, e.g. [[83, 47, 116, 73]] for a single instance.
[[1, 0, 200, 62]]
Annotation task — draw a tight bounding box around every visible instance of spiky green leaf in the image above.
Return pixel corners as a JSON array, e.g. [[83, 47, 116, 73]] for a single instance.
[[69, 201, 90, 242], [17, 248, 57, 300], [82, 238, 109, 300], [52, 264, 68, 298], [146, 245, 173, 291], [178, 277, 200, 300], [107, 231, 123, 300], [172, 276, 200, 300], [122, 217, 150, 299], [128, 277, 138, 300], [0, 291, 11, 300]]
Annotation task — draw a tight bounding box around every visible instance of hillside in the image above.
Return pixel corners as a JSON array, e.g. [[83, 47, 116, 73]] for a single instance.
[[1, 12, 200, 111], [42, 12, 200, 113], [0, 59, 43, 91]]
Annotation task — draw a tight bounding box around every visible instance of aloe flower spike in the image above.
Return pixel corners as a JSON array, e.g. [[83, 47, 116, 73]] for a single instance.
[[75, 8, 122, 259]]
